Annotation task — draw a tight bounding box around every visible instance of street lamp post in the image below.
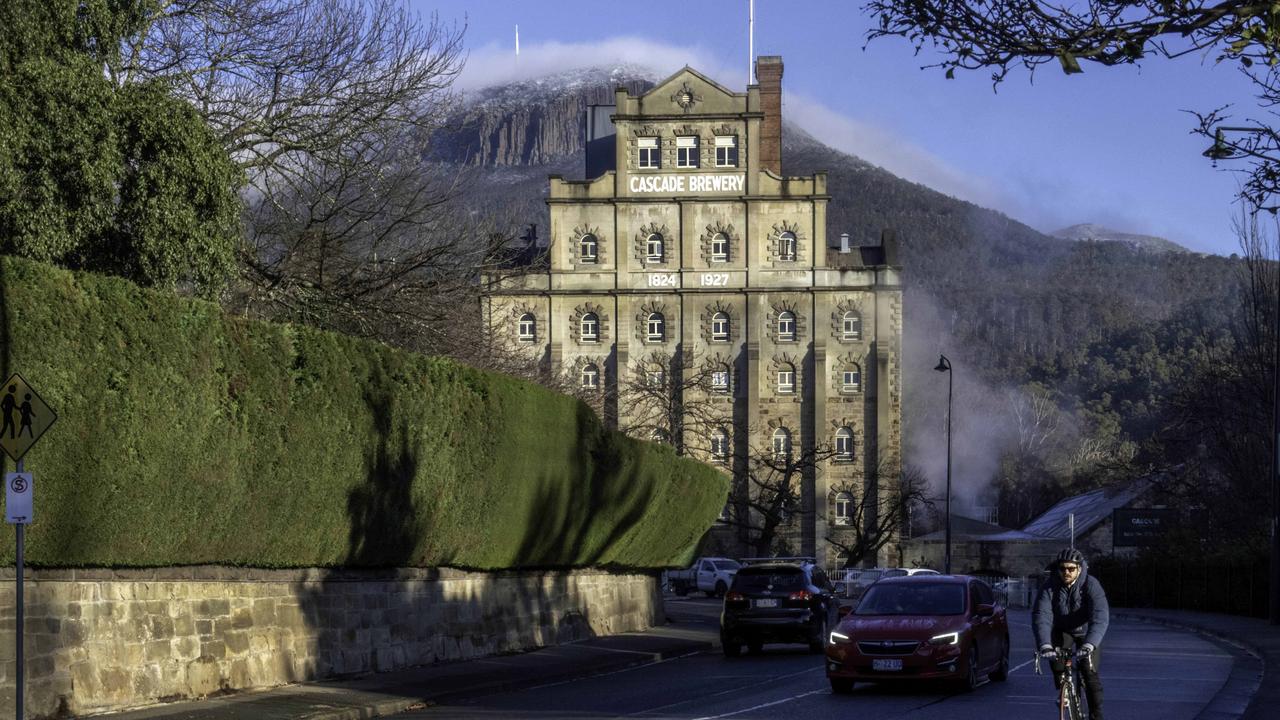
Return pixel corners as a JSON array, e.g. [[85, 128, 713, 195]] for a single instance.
[[934, 354, 953, 575], [1204, 125, 1280, 625]]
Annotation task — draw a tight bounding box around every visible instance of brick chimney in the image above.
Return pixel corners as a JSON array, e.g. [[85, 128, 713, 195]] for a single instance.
[[755, 56, 783, 175]]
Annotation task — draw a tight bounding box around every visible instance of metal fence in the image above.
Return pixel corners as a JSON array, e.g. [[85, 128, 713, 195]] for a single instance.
[[829, 569, 1036, 609]]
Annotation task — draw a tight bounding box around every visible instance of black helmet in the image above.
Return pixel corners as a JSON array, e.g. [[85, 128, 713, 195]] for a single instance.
[[1055, 548, 1086, 567]]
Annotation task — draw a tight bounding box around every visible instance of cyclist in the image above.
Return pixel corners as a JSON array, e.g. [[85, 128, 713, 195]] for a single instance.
[[1033, 548, 1110, 720]]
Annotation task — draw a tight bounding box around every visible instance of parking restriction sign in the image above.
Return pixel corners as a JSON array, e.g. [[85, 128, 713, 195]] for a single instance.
[[6, 472, 32, 524]]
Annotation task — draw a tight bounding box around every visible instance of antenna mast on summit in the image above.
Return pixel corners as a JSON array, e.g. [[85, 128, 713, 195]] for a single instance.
[[515, 25, 520, 63], [748, 0, 755, 85]]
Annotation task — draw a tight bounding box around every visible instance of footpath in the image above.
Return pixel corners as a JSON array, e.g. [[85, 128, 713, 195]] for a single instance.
[[73, 606, 1277, 719], [1114, 608, 1276, 720], [82, 619, 717, 720]]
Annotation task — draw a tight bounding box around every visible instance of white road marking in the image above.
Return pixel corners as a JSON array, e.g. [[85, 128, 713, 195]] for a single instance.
[[627, 665, 823, 716], [689, 689, 828, 719]]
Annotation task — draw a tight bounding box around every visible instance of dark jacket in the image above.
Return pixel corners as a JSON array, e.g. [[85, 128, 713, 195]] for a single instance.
[[1032, 559, 1110, 648]]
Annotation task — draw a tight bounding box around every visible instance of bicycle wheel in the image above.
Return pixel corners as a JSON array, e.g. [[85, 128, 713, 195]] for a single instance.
[[1066, 677, 1085, 720]]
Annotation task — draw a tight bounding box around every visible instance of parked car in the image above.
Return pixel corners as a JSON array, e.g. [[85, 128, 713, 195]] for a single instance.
[[837, 567, 940, 600], [720, 560, 838, 656], [825, 575, 1010, 693], [666, 557, 741, 597]]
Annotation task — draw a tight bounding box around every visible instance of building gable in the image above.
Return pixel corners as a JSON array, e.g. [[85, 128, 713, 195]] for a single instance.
[[637, 66, 746, 115]]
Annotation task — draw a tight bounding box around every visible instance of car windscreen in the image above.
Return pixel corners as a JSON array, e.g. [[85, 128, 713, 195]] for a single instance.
[[855, 583, 966, 615], [713, 560, 741, 571], [731, 569, 805, 592]]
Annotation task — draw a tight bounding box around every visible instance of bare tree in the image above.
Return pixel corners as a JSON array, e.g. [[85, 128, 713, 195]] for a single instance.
[[826, 462, 932, 568], [112, 0, 497, 351], [864, 1, 1280, 209]]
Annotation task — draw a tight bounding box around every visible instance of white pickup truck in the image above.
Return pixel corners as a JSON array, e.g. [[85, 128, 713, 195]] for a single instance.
[[666, 557, 742, 597]]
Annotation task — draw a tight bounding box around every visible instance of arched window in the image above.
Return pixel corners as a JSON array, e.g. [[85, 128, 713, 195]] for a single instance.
[[579, 234, 598, 263], [651, 428, 670, 445], [835, 427, 854, 461], [646, 312, 666, 341], [772, 427, 792, 459], [646, 233, 665, 263], [580, 364, 600, 389], [777, 362, 796, 394], [842, 310, 861, 340], [580, 313, 599, 342], [711, 233, 729, 262], [710, 364, 730, 393], [780, 231, 797, 261], [841, 364, 861, 393], [517, 313, 536, 342], [834, 492, 854, 525], [710, 428, 730, 462], [778, 311, 796, 341], [711, 311, 730, 342]]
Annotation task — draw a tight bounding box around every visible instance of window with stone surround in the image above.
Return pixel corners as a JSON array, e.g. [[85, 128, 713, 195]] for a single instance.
[[711, 428, 730, 463], [647, 233, 665, 263], [711, 233, 729, 262], [780, 231, 797, 261], [638, 136, 660, 169], [842, 310, 861, 340], [834, 492, 853, 525], [579, 234, 598, 263], [778, 363, 796, 394], [676, 135, 699, 168], [647, 312, 666, 342], [772, 427, 792, 459], [835, 427, 854, 460], [715, 135, 738, 167], [581, 364, 600, 389], [778, 311, 796, 342], [517, 313, 536, 342], [841, 364, 861, 394], [580, 313, 600, 343], [711, 312, 730, 342]]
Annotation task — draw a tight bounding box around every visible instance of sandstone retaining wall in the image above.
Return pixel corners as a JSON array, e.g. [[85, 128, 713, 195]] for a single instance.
[[0, 567, 661, 718]]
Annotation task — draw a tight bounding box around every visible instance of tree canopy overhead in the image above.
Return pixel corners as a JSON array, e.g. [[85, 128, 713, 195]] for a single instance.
[[0, 0, 242, 295], [864, 1, 1280, 208]]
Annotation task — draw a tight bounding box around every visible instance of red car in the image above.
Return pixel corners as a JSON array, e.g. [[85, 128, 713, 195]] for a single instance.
[[825, 574, 1010, 693]]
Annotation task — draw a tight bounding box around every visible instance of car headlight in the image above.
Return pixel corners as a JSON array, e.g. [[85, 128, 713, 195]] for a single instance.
[[829, 630, 852, 644], [928, 631, 959, 646]]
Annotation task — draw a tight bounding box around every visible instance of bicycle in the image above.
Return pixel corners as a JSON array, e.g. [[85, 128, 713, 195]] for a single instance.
[[1035, 646, 1092, 720]]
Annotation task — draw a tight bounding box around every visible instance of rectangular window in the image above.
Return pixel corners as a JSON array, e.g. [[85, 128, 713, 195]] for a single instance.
[[778, 370, 795, 394], [647, 371, 665, 388], [842, 371, 860, 392], [714, 135, 738, 167], [676, 135, 699, 168], [711, 370, 729, 391], [638, 137, 660, 169]]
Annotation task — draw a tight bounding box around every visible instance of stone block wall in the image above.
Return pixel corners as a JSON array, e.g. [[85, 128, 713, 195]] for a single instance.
[[0, 567, 661, 718]]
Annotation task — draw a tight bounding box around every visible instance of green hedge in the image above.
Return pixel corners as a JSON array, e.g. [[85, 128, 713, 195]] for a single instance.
[[0, 256, 727, 569]]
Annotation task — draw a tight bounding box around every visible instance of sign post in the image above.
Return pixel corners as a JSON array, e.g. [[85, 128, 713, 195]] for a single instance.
[[1, 373, 56, 720]]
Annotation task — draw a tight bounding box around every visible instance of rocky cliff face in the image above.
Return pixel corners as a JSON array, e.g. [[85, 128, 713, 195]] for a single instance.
[[435, 67, 654, 168]]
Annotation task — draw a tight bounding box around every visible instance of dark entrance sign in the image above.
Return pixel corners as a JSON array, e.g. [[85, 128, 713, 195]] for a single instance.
[[1113, 508, 1173, 547]]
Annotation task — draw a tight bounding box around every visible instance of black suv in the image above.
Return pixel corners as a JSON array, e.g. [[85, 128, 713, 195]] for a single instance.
[[720, 560, 837, 656]]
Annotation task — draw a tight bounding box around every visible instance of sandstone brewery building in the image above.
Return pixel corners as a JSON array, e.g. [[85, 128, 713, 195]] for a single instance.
[[484, 58, 903, 568]]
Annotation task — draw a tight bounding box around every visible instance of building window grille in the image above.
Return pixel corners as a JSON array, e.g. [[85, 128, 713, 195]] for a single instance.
[[714, 135, 738, 167], [777, 364, 796, 394], [638, 136, 660, 169], [651, 428, 670, 444], [646, 233, 665, 263], [711, 367, 730, 393], [517, 313, 536, 342], [835, 427, 854, 460], [579, 234, 598, 263], [780, 231, 797, 261], [647, 370, 665, 388], [581, 364, 600, 389], [842, 365, 861, 393], [711, 428, 730, 462], [711, 312, 730, 341], [580, 313, 599, 342], [676, 135, 699, 168], [772, 427, 792, 459], [842, 310, 861, 340], [711, 233, 729, 262], [646, 312, 666, 342], [778, 311, 796, 342], [835, 492, 853, 525]]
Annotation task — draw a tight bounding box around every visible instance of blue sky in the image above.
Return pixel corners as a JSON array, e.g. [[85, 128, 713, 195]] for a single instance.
[[418, 0, 1262, 256]]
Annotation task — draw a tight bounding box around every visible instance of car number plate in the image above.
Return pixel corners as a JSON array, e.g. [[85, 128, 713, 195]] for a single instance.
[[753, 598, 778, 608], [872, 659, 903, 671]]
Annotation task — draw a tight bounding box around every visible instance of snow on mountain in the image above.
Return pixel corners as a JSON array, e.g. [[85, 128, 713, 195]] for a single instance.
[[1050, 224, 1190, 254]]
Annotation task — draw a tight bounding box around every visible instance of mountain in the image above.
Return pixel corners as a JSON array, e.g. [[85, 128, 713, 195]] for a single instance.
[[1051, 223, 1191, 254]]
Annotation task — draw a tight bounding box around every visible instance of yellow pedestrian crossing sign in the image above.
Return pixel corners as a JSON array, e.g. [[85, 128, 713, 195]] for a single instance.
[[0, 374, 56, 462]]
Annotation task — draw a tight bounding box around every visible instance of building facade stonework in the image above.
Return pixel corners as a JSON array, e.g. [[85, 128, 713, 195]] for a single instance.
[[484, 59, 903, 567]]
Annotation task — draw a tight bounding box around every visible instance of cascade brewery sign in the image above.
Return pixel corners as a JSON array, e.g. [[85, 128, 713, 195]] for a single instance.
[[1112, 508, 1173, 547], [629, 173, 745, 194]]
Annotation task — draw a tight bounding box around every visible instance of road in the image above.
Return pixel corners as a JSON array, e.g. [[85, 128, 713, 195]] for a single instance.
[[396, 597, 1238, 719]]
